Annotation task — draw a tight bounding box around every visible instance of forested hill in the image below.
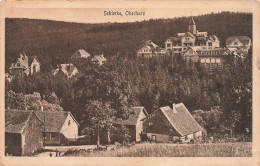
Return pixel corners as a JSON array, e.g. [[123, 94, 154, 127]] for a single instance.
[[5, 12, 252, 72]]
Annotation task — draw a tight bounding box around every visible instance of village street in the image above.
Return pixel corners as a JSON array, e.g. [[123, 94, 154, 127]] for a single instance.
[[36, 145, 97, 157]]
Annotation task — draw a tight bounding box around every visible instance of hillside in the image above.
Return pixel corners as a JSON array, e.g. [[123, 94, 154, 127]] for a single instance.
[[5, 12, 252, 72]]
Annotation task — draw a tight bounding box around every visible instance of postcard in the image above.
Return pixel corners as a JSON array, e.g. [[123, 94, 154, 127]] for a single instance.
[[0, 0, 259, 166]]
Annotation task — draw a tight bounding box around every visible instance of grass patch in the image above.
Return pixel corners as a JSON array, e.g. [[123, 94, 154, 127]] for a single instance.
[[64, 142, 252, 157]]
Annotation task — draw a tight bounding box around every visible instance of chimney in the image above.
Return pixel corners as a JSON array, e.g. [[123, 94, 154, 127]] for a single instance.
[[172, 103, 177, 113]]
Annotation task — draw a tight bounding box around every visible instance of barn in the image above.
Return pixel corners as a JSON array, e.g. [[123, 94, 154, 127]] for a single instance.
[[35, 111, 79, 145], [111, 107, 148, 143], [142, 103, 203, 143], [5, 109, 44, 156]]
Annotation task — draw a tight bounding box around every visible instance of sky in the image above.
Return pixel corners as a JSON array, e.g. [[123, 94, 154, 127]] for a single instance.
[[1, 1, 252, 24]]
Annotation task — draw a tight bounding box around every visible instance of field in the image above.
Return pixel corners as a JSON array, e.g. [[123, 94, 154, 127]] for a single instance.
[[63, 142, 252, 157]]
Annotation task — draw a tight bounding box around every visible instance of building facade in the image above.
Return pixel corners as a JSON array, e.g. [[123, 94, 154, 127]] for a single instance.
[[90, 54, 107, 65], [165, 18, 220, 54], [107, 107, 148, 143], [137, 40, 166, 58], [9, 53, 40, 77], [225, 36, 251, 52], [142, 103, 202, 143], [52, 63, 79, 78], [5, 110, 44, 156], [36, 111, 79, 145], [71, 49, 91, 59]]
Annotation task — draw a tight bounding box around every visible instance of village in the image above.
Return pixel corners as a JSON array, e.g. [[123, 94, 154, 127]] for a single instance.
[[4, 17, 252, 157]]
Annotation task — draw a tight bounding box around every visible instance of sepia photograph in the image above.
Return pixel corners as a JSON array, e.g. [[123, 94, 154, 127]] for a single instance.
[[0, 1, 259, 166]]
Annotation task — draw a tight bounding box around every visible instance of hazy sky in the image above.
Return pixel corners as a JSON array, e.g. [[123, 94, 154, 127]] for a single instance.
[[2, 4, 252, 24]]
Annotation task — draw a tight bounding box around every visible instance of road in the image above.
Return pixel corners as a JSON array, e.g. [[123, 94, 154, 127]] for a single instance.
[[36, 145, 97, 157]]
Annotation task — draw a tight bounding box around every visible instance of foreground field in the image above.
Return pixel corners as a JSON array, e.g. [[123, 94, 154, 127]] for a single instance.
[[64, 142, 252, 157]]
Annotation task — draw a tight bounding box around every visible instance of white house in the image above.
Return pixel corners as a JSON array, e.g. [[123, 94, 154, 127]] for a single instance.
[[9, 53, 40, 76], [52, 63, 79, 78], [90, 54, 107, 65], [71, 49, 91, 59], [137, 40, 166, 58], [36, 110, 79, 145], [165, 18, 220, 53], [225, 36, 251, 51]]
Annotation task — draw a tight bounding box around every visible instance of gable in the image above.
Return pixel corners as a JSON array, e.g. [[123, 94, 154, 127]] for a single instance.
[[140, 46, 152, 52], [230, 39, 244, 47]]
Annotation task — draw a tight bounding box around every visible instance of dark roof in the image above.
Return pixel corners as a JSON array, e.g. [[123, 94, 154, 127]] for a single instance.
[[189, 17, 196, 25], [5, 109, 42, 134], [35, 111, 79, 133], [226, 36, 251, 45], [113, 107, 148, 126], [160, 103, 202, 136]]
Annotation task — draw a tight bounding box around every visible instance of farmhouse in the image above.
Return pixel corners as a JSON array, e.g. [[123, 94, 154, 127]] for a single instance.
[[111, 107, 149, 143], [90, 54, 107, 65], [35, 110, 79, 145], [142, 103, 202, 143], [5, 109, 44, 156], [165, 18, 220, 53], [137, 40, 166, 58], [225, 36, 251, 52], [9, 53, 40, 77], [71, 49, 91, 59], [52, 63, 79, 78]]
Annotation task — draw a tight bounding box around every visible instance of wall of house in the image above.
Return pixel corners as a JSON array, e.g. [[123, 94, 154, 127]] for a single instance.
[[44, 132, 61, 145], [135, 110, 147, 142], [22, 114, 43, 155], [5, 133, 22, 156], [30, 60, 40, 75], [60, 114, 79, 140], [143, 110, 179, 137]]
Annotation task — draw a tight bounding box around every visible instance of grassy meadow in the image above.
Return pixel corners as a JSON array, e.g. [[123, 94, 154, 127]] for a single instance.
[[64, 142, 252, 157]]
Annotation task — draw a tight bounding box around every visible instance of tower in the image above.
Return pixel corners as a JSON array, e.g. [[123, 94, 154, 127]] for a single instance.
[[188, 17, 196, 34]]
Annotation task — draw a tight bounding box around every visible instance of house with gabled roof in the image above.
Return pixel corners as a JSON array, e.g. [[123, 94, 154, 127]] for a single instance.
[[71, 49, 91, 59], [142, 103, 202, 143], [9, 53, 40, 77], [52, 63, 79, 78], [90, 54, 107, 65], [225, 36, 251, 51], [5, 109, 44, 156], [35, 110, 79, 145], [137, 40, 166, 58], [111, 106, 149, 143]]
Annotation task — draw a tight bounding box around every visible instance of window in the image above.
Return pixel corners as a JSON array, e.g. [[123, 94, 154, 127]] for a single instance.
[[68, 120, 71, 126], [234, 42, 238, 45], [167, 43, 171, 47], [17, 63, 20, 67], [208, 42, 212, 46], [148, 121, 154, 126]]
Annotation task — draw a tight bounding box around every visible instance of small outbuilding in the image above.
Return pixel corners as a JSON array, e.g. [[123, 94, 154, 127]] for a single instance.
[[5, 109, 44, 156]]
